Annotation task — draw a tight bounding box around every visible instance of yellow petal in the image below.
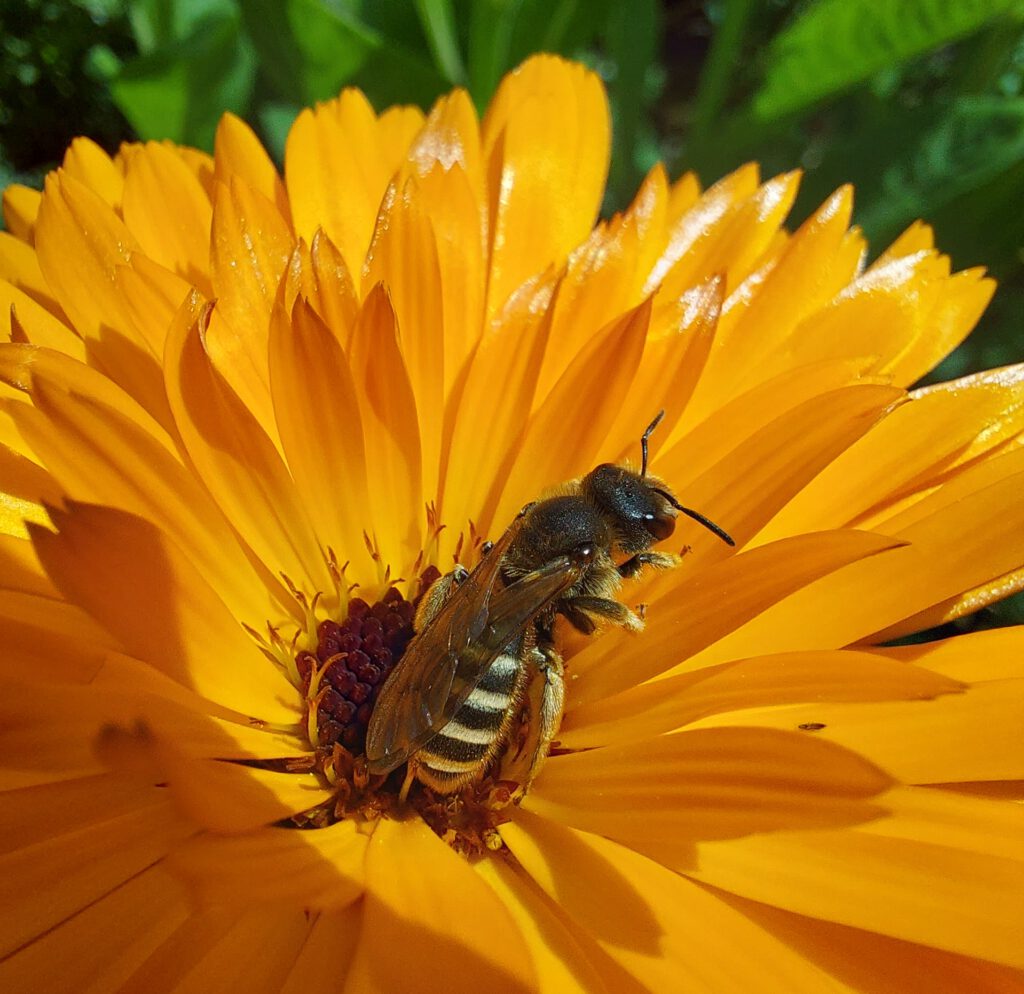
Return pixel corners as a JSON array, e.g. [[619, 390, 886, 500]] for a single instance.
[[570, 529, 901, 708], [2, 184, 41, 243], [0, 793, 193, 959], [363, 176, 445, 502], [482, 55, 610, 315], [475, 858, 617, 994], [526, 726, 890, 846], [348, 817, 535, 994], [34, 174, 167, 417], [285, 90, 423, 276], [164, 293, 332, 594], [11, 377, 279, 626], [268, 297, 373, 579], [121, 141, 213, 290], [0, 865, 189, 994], [687, 821, 1024, 968], [562, 649, 963, 750], [490, 298, 652, 529], [504, 810, 855, 994], [722, 885, 1024, 994], [666, 383, 903, 560], [210, 174, 294, 388], [0, 276, 86, 362], [31, 501, 299, 724], [214, 112, 292, 223], [169, 820, 366, 911], [0, 230, 67, 322], [95, 722, 325, 832], [0, 531, 57, 597], [347, 284, 424, 576], [61, 136, 124, 208], [697, 680, 1024, 785], [281, 905, 362, 994], [690, 451, 1024, 666]]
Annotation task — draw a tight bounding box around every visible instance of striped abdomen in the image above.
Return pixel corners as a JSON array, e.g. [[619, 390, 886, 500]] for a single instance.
[[416, 652, 525, 793]]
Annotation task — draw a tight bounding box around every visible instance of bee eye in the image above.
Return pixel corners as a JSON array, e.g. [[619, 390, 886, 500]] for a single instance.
[[453, 566, 470, 584], [643, 512, 676, 541], [573, 544, 596, 564]]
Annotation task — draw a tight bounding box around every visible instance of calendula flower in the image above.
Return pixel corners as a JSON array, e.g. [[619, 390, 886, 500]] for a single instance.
[[2, 54, 1024, 992]]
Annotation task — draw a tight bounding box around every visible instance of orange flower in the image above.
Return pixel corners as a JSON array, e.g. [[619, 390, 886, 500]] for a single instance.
[[1, 55, 1023, 992]]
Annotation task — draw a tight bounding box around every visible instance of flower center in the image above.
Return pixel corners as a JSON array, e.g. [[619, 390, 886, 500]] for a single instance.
[[290, 569, 518, 854]]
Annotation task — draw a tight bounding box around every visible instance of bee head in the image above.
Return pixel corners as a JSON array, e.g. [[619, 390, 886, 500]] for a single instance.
[[582, 464, 679, 554]]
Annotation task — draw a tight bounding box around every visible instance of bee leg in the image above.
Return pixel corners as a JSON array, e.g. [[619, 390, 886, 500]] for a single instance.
[[564, 595, 644, 633], [513, 647, 565, 795], [617, 550, 681, 579], [398, 759, 418, 804]]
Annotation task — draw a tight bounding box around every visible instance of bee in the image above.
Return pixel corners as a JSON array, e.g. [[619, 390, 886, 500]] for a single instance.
[[365, 412, 734, 798]]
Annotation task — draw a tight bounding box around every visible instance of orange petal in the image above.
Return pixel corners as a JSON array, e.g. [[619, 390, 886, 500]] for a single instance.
[[268, 297, 374, 580], [406, 88, 482, 192], [656, 170, 800, 298], [95, 722, 325, 832], [347, 285, 424, 577], [348, 817, 535, 993], [723, 884, 1024, 994], [490, 298, 652, 529], [687, 818, 1024, 967], [363, 176, 445, 502], [504, 810, 857, 994], [482, 55, 610, 316], [34, 174, 168, 418], [873, 626, 1024, 682], [164, 293, 332, 594], [0, 532, 57, 597], [214, 112, 292, 224], [668, 383, 903, 560], [0, 864, 191, 994], [697, 680, 1024, 786], [61, 136, 124, 208], [281, 905, 362, 994], [646, 162, 760, 290], [537, 165, 670, 396], [758, 379, 1018, 542], [2, 184, 41, 243], [0, 793, 193, 959], [11, 377, 279, 626], [121, 141, 213, 290], [570, 529, 902, 708], [474, 858, 617, 994], [285, 91, 423, 277], [686, 450, 1024, 667], [169, 820, 366, 911], [1, 277, 86, 366], [0, 230, 67, 322], [526, 726, 890, 846], [563, 648, 963, 750], [31, 501, 300, 724], [210, 174, 294, 388], [439, 275, 554, 556]]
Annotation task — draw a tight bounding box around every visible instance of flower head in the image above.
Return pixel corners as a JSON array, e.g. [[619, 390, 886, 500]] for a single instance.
[[2, 55, 1024, 992]]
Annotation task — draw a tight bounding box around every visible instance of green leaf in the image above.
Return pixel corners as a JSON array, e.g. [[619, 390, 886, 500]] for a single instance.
[[754, 0, 1022, 120], [857, 95, 1024, 240], [414, 0, 466, 84], [239, 0, 445, 108], [110, 9, 256, 149], [238, 0, 376, 105]]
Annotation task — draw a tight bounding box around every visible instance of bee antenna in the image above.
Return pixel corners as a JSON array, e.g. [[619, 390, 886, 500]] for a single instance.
[[655, 489, 736, 546], [640, 410, 666, 478]]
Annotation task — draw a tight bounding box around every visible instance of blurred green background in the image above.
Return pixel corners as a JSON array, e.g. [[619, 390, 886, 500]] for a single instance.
[[1, 0, 1023, 631]]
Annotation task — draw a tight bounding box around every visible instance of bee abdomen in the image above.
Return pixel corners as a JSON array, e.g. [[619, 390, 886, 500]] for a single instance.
[[417, 652, 523, 793]]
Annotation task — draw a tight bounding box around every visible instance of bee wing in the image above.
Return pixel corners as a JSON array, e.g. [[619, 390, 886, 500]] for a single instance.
[[364, 533, 584, 776], [365, 525, 516, 774]]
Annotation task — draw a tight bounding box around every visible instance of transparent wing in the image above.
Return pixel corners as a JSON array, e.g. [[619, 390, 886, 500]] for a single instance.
[[365, 527, 584, 775]]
